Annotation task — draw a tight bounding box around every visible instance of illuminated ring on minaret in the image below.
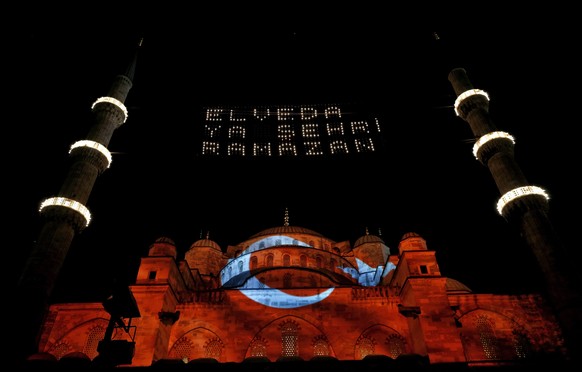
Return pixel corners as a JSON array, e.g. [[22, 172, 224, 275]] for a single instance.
[[69, 140, 112, 168], [454, 89, 490, 116], [91, 96, 128, 123], [39, 197, 92, 227], [473, 131, 515, 159], [497, 186, 550, 215]]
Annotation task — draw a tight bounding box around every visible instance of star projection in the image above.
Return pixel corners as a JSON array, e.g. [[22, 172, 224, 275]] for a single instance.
[[200, 104, 383, 157]]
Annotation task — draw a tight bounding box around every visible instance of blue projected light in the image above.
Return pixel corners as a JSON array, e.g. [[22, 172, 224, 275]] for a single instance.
[[221, 235, 395, 308]]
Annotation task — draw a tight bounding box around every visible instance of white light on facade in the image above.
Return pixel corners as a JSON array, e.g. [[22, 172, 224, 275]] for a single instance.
[[454, 89, 490, 116], [472, 131, 515, 159], [91, 96, 128, 122], [69, 140, 112, 168], [497, 186, 549, 215], [39, 197, 92, 227]]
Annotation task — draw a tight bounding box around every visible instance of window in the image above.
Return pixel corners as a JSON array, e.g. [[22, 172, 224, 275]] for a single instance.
[[419, 265, 428, 274], [476, 315, 499, 359], [250, 256, 258, 270], [300, 255, 307, 267], [386, 334, 405, 359], [355, 334, 375, 360], [312, 336, 330, 356], [316, 256, 323, 268], [148, 271, 157, 279], [250, 337, 268, 357], [83, 325, 105, 359], [330, 259, 337, 270], [169, 337, 193, 362], [266, 254, 274, 267], [283, 254, 291, 266], [280, 320, 300, 357], [204, 338, 224, 360]]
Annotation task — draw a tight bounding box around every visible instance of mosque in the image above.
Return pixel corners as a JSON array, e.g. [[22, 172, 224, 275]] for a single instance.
[[18, 39, 580, 370]]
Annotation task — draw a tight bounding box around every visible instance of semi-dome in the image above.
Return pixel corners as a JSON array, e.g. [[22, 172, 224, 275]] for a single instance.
[[445, 277, 472, 293]]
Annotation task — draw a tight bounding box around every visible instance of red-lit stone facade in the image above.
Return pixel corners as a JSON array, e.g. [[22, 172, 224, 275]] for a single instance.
[[37, 226, 566, 366]]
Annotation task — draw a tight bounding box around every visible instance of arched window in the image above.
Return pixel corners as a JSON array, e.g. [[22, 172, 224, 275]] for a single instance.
[[249, 337, 268, 357], [279, 320, 300, 357], [312, 335, 330, 356], [355, 334, 375, 360], [169, 336, 193, 362], [292, 239, 298, 245], [476, 315, 498, 359], [266, 254, 274, 267], [238, 260, 243, 273], [330, 259, 337, 270], [385, 334, 406, 359], [283, 254, 291, 266], [204, 337, 224, 360], [250, 256, 258, 270], [259, 242, 266, 249], [300, 255, 307, 267], [83, 325, 106, 359], [316, 256, 323, 268], [275, 239, 282, 246]]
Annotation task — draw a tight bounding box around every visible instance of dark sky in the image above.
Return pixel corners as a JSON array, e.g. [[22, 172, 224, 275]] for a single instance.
[[15, 9, 580, 303]]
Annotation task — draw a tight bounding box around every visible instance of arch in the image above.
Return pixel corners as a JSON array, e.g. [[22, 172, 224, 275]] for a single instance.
[[169, 327, 225, 362], [46, 317, 110, 360], [354, 324, 408, 360], [245, 315, 334, 360], [458, 309, 534, 362]]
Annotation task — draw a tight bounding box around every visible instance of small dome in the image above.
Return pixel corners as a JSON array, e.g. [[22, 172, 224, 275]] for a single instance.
[[154, 236, 176, 245], [250, 225, 323, 239], [190, 238, 221, 252], [401, 232, 421, 241], [149, 236, 178, 258], [354, 234, 385, 247]]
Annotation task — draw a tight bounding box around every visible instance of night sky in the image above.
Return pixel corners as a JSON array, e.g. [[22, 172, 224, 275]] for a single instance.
[[15, 9, 580, 304]]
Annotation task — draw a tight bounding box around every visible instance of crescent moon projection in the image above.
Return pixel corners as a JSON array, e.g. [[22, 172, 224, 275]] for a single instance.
[[240, 277, 335, 309], [221, 235, 335, 309], [220, 234, 394, 309]]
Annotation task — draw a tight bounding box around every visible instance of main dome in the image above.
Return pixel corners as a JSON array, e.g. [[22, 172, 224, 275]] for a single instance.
[[250, 225, 324, 239]]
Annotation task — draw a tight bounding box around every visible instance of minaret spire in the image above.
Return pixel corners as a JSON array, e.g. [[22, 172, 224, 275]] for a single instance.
[[16, 39, 140, 362], [448, 67, 582, 358], [284, 207, 289, 226]]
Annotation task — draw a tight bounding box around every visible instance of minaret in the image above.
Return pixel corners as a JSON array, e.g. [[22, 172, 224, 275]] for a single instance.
[[448, 68, 582, 357], [16, 39, 142, 360]]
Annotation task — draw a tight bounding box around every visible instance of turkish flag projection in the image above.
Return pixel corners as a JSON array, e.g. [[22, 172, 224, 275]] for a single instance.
[[220, 234, 394, 309]]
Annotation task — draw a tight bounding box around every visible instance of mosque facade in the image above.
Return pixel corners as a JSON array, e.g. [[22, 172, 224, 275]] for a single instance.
[[36, 223, 566, 367]]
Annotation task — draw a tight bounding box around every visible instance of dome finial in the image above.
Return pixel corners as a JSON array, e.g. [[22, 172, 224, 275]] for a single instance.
[[365, 226, 369, 235], [378, 227, 382, 236], [284, 207, 289, 227], [206, 231, 210, 239]]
